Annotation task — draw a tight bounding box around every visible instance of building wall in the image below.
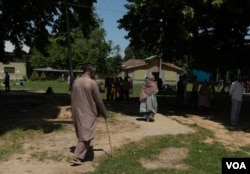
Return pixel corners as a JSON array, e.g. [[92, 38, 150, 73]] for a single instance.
[[0, 62, 26, 80], [123, 57, 182, 85], [164, 70, 178, 84], [134, 69, 147, 81], [129, 68, 180, 85]]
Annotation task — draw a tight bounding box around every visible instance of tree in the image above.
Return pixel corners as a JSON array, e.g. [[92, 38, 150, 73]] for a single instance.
[[28, 8, 124, 77], [29, 28, 111, 69], [123, 46, 152, 61], [0, 0, 98, 61], [118, 0, 191, 62], [106, 55, 123, 76], [188, 0, 250, 72], [118, 0, 250, 73]]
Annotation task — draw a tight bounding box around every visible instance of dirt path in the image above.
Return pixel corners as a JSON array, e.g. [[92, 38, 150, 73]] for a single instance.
[[0, 106, 250, 174]]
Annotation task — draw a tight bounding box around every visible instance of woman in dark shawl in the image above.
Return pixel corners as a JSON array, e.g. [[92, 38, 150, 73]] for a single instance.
[[139, 74, 158, 122]]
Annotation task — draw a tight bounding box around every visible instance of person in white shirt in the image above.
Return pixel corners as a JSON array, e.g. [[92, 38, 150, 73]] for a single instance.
[[229, 74, 244, 128]]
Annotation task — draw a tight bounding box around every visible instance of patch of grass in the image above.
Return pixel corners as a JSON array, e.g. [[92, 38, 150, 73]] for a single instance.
[[0, 126, 66, 160], [0, 128, 38, 160], [10, 80, 69, 94], [0, 144, 22, 161], [87, 126, 250, 174], [240, 145, 250, 153]]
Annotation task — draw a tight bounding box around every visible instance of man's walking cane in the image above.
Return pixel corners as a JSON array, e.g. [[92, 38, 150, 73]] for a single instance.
[[105, 118, 113, 156]]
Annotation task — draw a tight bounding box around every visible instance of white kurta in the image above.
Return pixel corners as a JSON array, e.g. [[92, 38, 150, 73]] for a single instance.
[[140, 90, 158, 114]]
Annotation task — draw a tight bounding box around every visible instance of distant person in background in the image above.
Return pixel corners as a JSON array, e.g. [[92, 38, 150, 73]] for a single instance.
[[4, 72, 10, 92], [45, 87, 54, 101], [198, 80, 212, 113], [229, 74, 244, 129], [122, 76, 131, 101], [245, 78, 250, 93], [20, 79, 25, 86], [114, 77, 122, 101], [182, 74, 188, 104], [157, 77, 163, 90], [105, 77, 115, 101], [128, 76, 133, 94], [139, 74, 158, 122], [67, 75, 70, 89], [190, 75, 199, 111], [176, 75, 185, 109]]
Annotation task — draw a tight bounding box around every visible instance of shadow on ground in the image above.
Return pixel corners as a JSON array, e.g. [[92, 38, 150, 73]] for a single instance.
[[0, 90, 71, 135], [1, 89, 250, 135], [104, 90, 250, 132]]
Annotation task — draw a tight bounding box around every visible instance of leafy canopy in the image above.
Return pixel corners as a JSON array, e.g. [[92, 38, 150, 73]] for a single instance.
[[0, 0, 98, 60], [119, 0, 250, 72]]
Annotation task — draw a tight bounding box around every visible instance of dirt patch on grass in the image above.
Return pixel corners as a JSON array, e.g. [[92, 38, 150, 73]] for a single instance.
[[140, 147, 190, 170], [171, 115, 250, 152]]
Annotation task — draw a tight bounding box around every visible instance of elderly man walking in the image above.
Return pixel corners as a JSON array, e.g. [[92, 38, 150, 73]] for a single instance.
[[71, 64, 107, 164]]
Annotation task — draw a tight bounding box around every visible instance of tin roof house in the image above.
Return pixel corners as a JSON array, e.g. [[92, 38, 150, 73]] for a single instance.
[[122, 55, 183, 86]]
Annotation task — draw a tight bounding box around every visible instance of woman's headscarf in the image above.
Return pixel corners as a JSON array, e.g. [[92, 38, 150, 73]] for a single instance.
[[139, 75, 158, 101]]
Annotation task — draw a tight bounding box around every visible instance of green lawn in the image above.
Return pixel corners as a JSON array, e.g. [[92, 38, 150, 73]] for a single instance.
[[2, 80, 145, 101], [4, 80, 70, 93]]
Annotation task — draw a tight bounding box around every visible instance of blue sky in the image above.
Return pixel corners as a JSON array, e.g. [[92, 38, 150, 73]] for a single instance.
[[94, 0, 129, 57]]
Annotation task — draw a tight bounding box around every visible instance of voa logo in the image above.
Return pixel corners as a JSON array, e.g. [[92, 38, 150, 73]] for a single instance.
[[226, 162, 247, 170]]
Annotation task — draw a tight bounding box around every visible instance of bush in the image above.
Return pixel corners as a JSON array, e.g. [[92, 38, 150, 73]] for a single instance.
[[23, 76, 28, 81], [40, 72, 46, 81], [30, 71, 39, 81]]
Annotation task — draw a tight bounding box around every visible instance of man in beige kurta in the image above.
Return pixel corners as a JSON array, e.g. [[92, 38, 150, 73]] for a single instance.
[[71, 64, 107, 164]]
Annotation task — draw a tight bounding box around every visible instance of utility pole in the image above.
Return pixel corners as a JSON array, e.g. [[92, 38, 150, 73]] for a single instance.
[[64, 0, 73, 91]]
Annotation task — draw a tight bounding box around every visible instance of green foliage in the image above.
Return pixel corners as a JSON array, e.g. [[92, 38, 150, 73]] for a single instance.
[[22, 76, 28, 81], [0, 0, 98, 61], [124, 46, 152, 61], [29, 26, 123, 76], [105, 55, 123, 76], [30, 71, 40, 81], [40, 72, 47, 81], [0, 128, 28, 160], [120, 0, 250, 71]]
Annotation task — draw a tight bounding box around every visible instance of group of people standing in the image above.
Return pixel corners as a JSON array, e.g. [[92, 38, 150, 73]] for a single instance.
[[177, 73, 244, 129], [104, 76, 133, 102], [177, 74, 214, 113]]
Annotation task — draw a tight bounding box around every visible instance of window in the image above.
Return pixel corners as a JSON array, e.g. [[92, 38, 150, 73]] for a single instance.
[[4, 67, 15, 73]]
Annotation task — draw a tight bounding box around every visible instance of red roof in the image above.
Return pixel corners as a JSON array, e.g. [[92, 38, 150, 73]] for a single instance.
[[121, 59, 147, 69], [122, 57, 182, 72]]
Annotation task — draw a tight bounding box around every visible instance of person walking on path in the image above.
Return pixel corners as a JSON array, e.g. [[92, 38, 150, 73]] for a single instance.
[[139, 74, 158, 122], [229, 74, 244, 129], [4, 72, 10, 92], [71, 64, 107, 164]]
